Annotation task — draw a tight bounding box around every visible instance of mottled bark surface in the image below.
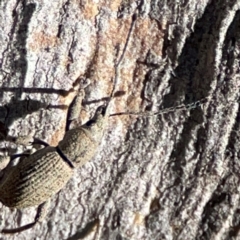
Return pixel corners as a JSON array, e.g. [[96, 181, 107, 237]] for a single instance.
[[0, 0, 240, 239]]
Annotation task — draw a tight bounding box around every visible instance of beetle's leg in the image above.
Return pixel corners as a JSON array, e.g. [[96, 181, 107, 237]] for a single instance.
[[6, 134, 34, 146], [0, 143, 11, 171], [31, 137, 49, 147], [34, 200, 51, 223], [1, 200, 50, 234], [66, 78, 91, 131], [66, 89, 87, 131], [0, 137, 49, 169], [66, 89, 85, 131], [0, 137, 50, 182], [0, 151, 31, 183]]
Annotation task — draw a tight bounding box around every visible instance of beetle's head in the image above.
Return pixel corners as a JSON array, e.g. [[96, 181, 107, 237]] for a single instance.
[[82, 104, 108, 142]]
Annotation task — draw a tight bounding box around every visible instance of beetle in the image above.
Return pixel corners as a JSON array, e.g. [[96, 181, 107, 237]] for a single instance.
[[0, 92, 109, 234], [0, 11, 139, 234], [0, 9, 208, 233]]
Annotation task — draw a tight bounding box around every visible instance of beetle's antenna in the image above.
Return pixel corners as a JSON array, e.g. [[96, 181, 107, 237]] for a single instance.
[[110, 96, 209, 117], [105, 11, 138, 114], [104, 8, 212, 118], [105, 10, 209, 118]]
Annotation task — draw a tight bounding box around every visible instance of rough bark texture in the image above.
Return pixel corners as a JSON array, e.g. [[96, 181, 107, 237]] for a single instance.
[[0, 0, 240, 239]]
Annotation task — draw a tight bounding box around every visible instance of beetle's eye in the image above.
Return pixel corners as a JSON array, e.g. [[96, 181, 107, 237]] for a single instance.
[[95, 105, 107, 116], [85, 119, 95, 126], [99, 105, 106, 115]]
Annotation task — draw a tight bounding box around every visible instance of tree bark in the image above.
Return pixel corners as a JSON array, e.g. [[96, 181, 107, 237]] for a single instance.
[[0, 0, 240, 239]]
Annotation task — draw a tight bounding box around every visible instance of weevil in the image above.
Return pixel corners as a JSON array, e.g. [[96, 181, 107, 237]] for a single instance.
[[0, 92, 208, 235], [0, 10, 139, 234], [0, 91, 110, 234], [0, 10, 208, 234]]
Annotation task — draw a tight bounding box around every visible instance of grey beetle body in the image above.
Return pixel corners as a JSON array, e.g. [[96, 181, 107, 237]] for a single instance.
[[0, 105, 108, 233], [0, 106, 107, 208]]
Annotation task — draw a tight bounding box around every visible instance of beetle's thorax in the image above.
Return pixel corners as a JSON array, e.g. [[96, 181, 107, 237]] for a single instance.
[[58, 105, 108, 167]]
